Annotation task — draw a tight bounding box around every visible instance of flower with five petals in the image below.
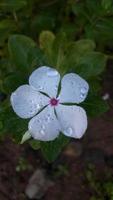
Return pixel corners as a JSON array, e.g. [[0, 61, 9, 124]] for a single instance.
[[10, 66, 89, 141]]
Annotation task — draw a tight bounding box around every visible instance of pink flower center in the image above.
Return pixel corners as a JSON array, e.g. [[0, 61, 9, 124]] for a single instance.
[[50, 98, 59, 106]]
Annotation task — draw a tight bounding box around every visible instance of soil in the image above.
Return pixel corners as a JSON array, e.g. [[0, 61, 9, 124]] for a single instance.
[[0, 62, 113, 200]]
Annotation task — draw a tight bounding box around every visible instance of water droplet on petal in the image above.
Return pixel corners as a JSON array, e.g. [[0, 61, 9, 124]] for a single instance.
[[64, 127, 73, 136], [80, 87, 87, 99], [80, 87, 87, 94], [38, 86, 43, 90], [45, 116, 50, 123], [41, 125, 45, 130], [37, 119, 41, 123], [55, 85, 58, 91], [29, 110, 33, 114], [13, 92, 16, 96], [29, 99, 33, 103], [47, 69, 58, 77], [71, 81, 74, 85], [36, 104, 40, 109], [80, 93, 85, 99], [40, 129, 45, 135]]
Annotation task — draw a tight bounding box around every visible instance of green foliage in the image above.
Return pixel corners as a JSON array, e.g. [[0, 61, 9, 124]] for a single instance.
[[29, 139, 40, 150], [86, 165, 113, 200], [0, 0, 27, 12], [0, 19, 17, 46], [16, 157, 32, 172], [0, 104, 28, 142], [74, 52, 107, 79], [41, 134, 70, 162], [8, 35, 38, 70], [53, 164, 69, 177], [82, 95, 109, 117], [0, 0, 111, 162]]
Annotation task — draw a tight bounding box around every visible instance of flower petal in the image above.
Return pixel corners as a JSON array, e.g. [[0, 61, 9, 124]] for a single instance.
[[59, 73, 89, 103], [10, 85, 49, 119], [56, 104, 87, 139], [28, 106, 60, 141], [29, 66, 60, 98]]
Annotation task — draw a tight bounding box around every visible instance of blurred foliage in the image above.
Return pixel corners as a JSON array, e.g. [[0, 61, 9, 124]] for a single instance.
[[16, 157, 32, 172], [86, 165, 113, 200], [0, 0, 112, 161]]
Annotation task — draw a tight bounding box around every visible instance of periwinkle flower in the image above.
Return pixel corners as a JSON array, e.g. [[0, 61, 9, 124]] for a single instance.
[[10, 66, 89, 141]]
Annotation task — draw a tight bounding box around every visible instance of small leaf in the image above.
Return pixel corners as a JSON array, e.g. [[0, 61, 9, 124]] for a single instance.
[[21, 130, 31, 144], [39, 30, 55, 50], [29, 140, 40, 150], [41, 133, 70, 162], [39, 31, 55, 63]]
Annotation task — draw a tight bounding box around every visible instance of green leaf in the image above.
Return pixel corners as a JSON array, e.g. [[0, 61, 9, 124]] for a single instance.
[[29, 140, 40, 150], [41, 134, 70, 162], [8, 34, 36, 70], [61, 39, 96, 72], [0, 59, 15, 78], [51, 32, 68, 72], [81, 95, 109, 117], [102, 0, 113, 10], [69, 39, 96, 54], [21, 130, 31, 144], [88, 79, 101, 94], [2, 72, 27, 94], [39, 31, 55, 63], [39, 30, 55, 50], [0, 105, 28, 142], [27, 47, 47, 73], [85, 0, 103, 16], [0, 0, 27, 12], [0, 19, 17, 46], [85, 18, 113, 45], [75, 52, 107, 79]]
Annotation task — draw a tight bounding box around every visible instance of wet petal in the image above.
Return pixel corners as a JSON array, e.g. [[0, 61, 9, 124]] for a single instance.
[[59, 73, 89, 103], [29, 66, 60, 98], [56, 104, 87, 139], [10, 85, 49, 119], [28, 106, 60, 141]]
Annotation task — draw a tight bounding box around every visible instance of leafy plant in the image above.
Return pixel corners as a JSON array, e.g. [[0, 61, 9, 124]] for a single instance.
[[0, 0, 111, 162]]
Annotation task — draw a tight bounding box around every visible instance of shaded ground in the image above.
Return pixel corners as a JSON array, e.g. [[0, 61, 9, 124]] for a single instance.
[[0, 63, 113, 200]]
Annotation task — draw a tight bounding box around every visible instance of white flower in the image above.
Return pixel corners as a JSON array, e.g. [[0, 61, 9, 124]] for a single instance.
[[10, 66, 89, 141]]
